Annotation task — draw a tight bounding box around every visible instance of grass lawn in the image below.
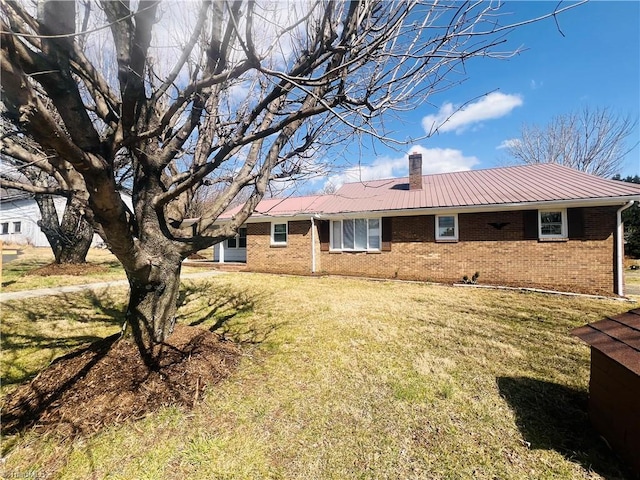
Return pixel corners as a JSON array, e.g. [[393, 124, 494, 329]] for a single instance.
[[0, 245, 213, 292], [1, 266, 636, 479]]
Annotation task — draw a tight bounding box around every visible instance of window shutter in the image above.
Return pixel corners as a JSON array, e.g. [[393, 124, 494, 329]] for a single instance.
[[523, 210, 538, 240], [381, 217, 392, 251], [319, 220, 330, 251], [567, 208, 585, 239]]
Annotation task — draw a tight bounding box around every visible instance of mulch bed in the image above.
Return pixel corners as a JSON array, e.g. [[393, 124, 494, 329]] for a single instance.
[[1, 325, 241, 437], [26, 262, 109, 277]]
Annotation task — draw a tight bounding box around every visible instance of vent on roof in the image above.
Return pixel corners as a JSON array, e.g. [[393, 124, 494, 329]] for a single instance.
[[409, 153, 422, 190]]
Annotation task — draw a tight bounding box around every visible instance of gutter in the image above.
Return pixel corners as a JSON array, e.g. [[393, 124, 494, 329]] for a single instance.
[[310, 216, 316, 273], [616, 200, 635, 296], [213, 195, 640, 223], [317, 196, 640, 219]]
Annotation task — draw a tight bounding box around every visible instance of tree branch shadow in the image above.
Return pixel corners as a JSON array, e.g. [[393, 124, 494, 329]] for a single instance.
[[1, 333, 119, 441], [178, 280, 284, 346], [497, 376, 636, 479], [1, 289, 126, 387], [1, 280, 278, 447]]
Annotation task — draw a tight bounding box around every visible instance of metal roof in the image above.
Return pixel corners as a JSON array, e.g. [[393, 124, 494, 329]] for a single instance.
[[319, 163, 640, 214], [220, 195, 326, 219], [219, 164, 640, 220]]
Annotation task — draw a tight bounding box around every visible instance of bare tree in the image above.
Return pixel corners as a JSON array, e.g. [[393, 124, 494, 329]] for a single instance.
[[505, 106, 638, 178], [0, 0, 581, 356], [0, 124, 96, 263]]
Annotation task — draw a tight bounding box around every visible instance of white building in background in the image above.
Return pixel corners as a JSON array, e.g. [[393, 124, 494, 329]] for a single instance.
[[0, 189, 133, 247], [0, 190, 57, 246]]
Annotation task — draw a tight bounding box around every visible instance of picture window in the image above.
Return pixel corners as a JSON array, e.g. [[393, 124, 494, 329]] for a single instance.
[[330, 218, 381, 251]]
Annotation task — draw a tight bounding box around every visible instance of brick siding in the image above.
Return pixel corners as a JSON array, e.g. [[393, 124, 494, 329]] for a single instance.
[[246, 220, 315, 275], [246, 207, 619, 295]]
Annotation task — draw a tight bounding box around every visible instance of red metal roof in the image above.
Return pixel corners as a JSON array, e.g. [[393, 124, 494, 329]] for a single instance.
[[573, 309, 640, 376], [319, 163, 640, 214], [220, 195, 325, 219], [220, 164, 640, 220]]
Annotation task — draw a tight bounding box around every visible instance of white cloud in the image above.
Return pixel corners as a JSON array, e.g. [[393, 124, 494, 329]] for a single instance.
[[530, 79, 543, 90], [422, 92, 523, 135], [496, 138, 521, 150], [325, 145, 479, 189]]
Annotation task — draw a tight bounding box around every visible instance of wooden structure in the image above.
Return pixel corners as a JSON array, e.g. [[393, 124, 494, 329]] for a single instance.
[[573, 309, 640, 474]]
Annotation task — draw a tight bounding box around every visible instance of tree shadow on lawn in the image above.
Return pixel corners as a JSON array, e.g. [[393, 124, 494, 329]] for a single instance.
[[497, 377, 636, 480], [179, 280, 256, 329], [179, 280, 282, 346], [1, 282, 274, 443], [1, 289, 126, 388]]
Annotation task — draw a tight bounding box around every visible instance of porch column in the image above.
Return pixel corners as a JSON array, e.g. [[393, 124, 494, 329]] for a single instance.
[[219, 241, 225, 264]]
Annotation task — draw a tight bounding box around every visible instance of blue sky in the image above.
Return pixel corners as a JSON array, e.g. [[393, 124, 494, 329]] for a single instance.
[[320, 1, 640, 190]]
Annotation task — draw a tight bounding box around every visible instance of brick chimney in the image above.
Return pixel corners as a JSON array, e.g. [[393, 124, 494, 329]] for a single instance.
[[409, 152, 423, 190]]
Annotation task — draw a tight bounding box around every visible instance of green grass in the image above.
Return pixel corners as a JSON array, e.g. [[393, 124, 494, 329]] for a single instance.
[[1, 272, 636, 479]]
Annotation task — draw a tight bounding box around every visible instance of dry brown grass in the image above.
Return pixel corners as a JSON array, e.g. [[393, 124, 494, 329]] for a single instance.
[[1, 270, 636, 479], [1, 245, 212, 292]]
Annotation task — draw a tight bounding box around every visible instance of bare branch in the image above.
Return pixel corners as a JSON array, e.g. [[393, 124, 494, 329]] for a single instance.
[[0, 177, 67, 196], [505, 105, 638, 178]]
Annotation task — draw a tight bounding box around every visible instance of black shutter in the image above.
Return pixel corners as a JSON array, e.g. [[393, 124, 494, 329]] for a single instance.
[[523, 210, 538, 240], [381, 217, 392, 251], [567, 208, 585, 239], [319, 220, 330, 251]]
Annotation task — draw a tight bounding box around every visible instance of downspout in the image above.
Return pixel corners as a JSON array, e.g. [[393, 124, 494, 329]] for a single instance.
[[310, 216, 316, 274], [616, 200, 635, 296]]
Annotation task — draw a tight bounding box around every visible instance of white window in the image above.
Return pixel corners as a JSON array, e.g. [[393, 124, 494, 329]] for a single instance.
[[1, 223, 8, 234], [271, 222, 288, 246], [227, 227, 247, 249], [436, 214, 458, 241], [539, 210, 567, 238], [13, 222, 21, 233], [330, 218, 381, 251]]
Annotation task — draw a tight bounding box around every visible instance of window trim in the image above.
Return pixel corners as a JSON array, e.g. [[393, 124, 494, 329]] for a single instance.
[[226, 227, 247, 249], [13, 221, 21, 234], [329, 217, 382, 252], [538, 209, 567, 239], [271, 222, 288, 246], [435, 214, 458, 242], [1, 222, 8, 235]]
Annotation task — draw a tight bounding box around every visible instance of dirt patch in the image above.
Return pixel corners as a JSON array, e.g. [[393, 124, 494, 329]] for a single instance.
[[26, 262, 109, 277], [1, 325, 241, 437]]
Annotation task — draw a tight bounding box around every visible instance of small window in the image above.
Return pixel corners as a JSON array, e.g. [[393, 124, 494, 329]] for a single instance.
[[1, 223, 8, 234], [436, 214, 458, 241], [271, 222, 287, 245], [227, 227, 247, 248], [539, 210, 567, 238], [13, 222, 21, 233], [330, 218, 381, 251]]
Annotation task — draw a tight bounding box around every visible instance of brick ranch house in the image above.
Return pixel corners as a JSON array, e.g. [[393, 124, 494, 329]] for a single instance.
[[213, 156, 640, 296]]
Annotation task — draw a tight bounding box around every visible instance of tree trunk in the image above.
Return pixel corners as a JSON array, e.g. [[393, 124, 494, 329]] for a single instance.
[[34, 194, 93, 264], [57, 196, 93, 263], [34, 194, 64, 261], [122, 254, 183, 361]]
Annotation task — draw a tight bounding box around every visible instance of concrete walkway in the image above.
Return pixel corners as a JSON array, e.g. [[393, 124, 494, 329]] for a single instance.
[[0, 270, 227, 303]]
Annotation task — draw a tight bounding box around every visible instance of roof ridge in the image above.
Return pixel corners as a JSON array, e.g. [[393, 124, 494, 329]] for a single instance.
[[337, 163, 585, 187]]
